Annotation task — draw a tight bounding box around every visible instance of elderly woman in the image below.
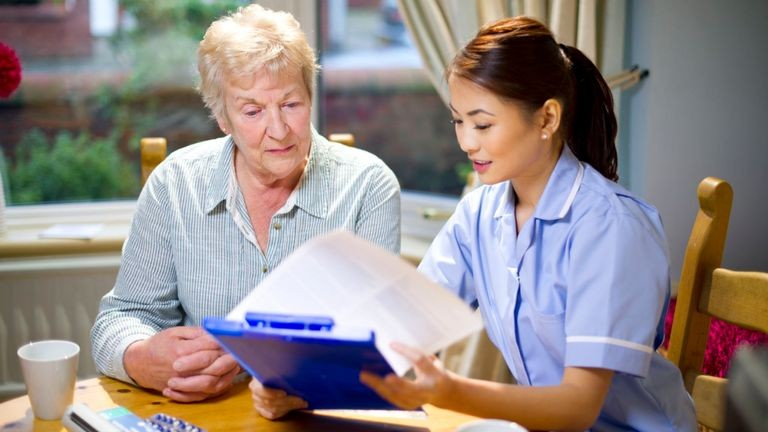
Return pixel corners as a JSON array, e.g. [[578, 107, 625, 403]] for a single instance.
[[91, 4, 400, 402]]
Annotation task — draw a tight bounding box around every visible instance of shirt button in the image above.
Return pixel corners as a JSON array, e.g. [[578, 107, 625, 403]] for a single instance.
[[273, 222, 282, 230], [262, 266, 268, 273]]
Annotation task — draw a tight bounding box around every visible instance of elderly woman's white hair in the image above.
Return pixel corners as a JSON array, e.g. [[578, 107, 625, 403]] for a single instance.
[[197, 4, 319, 120]]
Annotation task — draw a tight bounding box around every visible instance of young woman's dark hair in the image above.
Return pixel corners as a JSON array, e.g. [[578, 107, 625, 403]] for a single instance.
[[446, 16, 618, 181]]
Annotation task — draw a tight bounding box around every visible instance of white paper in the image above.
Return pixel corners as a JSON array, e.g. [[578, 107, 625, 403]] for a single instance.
[[227, 230, 483, 375], [39, 223, 104, 240], [312, 409, 428, 419]]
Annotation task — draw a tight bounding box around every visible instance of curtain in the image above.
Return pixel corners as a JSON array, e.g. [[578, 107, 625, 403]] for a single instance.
[[397, 0, 631, 105]]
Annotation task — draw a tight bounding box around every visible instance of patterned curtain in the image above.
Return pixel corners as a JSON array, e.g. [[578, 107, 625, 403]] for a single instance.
[[397, 0, 632, 104]]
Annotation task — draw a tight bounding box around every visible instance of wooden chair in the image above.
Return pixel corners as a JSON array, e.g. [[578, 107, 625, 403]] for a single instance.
[[140, 137, 167, 186], [675, 269, 768, 431], [328, 133, 355, 147], [139, 134, 354, 186], [667, 177, 768, 430]]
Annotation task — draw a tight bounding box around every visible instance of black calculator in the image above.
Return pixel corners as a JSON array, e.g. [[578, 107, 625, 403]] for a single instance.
[[63, 403, 205, 432]]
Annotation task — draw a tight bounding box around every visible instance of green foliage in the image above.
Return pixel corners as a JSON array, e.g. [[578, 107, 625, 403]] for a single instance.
[[0, 148, 9, 200], [455, 161, 474, 185], [92, 0, 243, 147], [9, 129, 138, 204], [103, 1, 246, 103], [6, 1, 239, 205], [119, 0, 246, 41]]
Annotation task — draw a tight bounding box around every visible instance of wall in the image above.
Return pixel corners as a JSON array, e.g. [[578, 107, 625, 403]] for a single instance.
[[0, 259, 119, 399], [624, 0, 768, 280], [0, 0, 92, 58]]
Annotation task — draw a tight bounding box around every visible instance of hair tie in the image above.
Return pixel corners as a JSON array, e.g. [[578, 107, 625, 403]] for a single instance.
[[558, 42, 573, 69]]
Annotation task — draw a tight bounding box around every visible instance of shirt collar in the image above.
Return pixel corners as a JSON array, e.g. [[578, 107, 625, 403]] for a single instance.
[[205, 136, 235, 214], [291, 127, 329, 218], [533, 145, 584, 221], [203, 127, 329, 219], [492, 145, 583, 221]]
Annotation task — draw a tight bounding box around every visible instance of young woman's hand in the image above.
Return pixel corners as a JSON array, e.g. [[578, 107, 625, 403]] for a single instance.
[[249, 378, 308, 419], [359, 342, 456, 409]]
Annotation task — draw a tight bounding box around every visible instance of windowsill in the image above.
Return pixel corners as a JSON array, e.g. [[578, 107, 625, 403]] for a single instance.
[[0, 201, 135, 259], [0, 191, 459, 263]]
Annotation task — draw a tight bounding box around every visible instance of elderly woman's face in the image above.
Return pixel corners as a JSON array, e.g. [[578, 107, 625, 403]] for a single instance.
[[218, 67, 312, 185]]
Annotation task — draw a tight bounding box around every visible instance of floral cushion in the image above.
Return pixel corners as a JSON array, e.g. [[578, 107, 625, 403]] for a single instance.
[[663, 298, 768, 377]]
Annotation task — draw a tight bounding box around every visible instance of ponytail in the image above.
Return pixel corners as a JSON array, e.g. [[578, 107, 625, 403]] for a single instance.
[[448, 16, 620, 182], [560, 44, 618, 181]]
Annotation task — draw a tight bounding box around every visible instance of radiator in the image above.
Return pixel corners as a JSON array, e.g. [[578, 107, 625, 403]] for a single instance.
[[0, 256, 119, 400]]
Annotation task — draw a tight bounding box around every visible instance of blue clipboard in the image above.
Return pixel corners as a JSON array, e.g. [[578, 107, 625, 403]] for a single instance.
[[203, 312, 400, 410]]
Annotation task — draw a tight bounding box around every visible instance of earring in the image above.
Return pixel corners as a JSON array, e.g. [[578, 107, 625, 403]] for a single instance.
[[541, 133, 548, 140]]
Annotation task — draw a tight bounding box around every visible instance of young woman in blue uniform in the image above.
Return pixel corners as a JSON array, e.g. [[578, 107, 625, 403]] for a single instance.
[[358, 16, 697, 431], [250, 15, 696, 431]]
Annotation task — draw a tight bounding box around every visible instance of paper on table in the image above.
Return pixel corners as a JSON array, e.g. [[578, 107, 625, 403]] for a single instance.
[[227, 230, 483, 376], [39, 223, 104, 240]]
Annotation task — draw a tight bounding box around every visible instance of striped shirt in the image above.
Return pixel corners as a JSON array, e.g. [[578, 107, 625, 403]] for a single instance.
[[91, 128, 401, 383]]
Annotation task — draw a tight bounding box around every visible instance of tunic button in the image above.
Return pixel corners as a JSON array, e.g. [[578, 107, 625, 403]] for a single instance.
[[262, 266, 268, 273], [273, 222, 282, 230]]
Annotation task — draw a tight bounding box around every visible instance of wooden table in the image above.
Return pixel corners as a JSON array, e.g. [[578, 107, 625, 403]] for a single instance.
[[0, 377, 477, 432]]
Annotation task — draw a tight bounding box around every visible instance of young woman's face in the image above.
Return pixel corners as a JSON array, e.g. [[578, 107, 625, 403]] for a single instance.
[[448, 76, 557, 186]]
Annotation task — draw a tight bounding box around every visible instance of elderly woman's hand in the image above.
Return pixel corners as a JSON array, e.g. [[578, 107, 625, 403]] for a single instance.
[[163, 349, 241, 402], [359, 342, 456, 410], [250, 378, 308, 420], [125, 326, 240, 402]]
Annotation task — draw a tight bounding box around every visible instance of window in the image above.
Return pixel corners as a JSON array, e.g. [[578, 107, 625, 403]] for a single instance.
[[317, 0, 466, 197], [1, 0, 459, 240], [0, 0, 246, 206]]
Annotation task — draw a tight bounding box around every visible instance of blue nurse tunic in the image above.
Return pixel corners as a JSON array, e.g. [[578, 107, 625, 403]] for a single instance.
[[419, 146, 697, 431]]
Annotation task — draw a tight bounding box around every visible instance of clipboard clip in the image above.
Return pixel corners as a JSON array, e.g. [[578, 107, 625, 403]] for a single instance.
[[245, 312, 335, 331]]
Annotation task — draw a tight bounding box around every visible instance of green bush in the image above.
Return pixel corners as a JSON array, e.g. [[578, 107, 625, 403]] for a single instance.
[[119, 0, 245, 41], [4, 1, 240, 205], [9, 129, 138, 204]]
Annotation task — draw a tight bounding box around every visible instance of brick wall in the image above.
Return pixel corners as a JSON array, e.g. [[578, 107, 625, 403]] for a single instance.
[[0, 0, 92, 58], [323, 69, 465, 194]]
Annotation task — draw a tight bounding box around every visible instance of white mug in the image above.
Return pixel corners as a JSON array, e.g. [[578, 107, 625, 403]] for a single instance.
[[17, 340, 80, 420], [455, 419, 529, 432]]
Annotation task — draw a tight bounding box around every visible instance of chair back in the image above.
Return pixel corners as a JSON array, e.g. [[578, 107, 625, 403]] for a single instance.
[[140, 137, 167, 186], [667, 177, 768, 430], [328, 133, 355, 147], [139, 134, 354, 186], [667, 177, 733, 387], [685, 269, 768, 430]]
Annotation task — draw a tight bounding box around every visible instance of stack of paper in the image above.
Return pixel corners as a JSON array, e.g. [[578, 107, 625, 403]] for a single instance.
[[226, 230, 483, 376], [39, 223, 104, 240]]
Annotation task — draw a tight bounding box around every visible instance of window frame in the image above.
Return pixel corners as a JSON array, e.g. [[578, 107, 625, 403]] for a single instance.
[[1, 1, 461, 259]]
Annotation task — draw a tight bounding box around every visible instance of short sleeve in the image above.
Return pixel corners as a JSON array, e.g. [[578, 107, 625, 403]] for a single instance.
[[564, 211, 670, 377], [90, 164, 181, 383], [354, 163, 401, 254]]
